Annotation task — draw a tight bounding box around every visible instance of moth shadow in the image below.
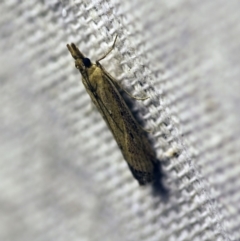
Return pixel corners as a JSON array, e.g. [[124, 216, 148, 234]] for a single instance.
[[151, 161, 169, 202], [120, 89, 169, 201]]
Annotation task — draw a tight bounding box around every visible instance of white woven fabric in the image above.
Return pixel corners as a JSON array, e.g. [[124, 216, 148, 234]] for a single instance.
[[0, 0, 240, 240]]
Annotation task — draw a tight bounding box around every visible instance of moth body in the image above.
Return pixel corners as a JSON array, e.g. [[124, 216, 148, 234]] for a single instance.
[[67, 38, 164, 186]]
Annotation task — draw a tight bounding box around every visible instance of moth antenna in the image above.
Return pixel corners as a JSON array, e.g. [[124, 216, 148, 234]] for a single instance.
[[97, 35, 118, 63]]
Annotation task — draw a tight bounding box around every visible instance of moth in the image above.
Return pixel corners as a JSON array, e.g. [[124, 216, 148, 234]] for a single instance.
[[67, 36, 165, 187]]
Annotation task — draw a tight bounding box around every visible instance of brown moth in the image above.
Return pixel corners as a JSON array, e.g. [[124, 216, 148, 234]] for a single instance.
[[67, 36, 164, 186]]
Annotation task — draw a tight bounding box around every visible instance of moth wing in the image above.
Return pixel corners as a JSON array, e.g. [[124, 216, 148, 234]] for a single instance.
[[99, 70, 156, 185], [123, 121, 156, 184], [87, 66, 156, 185]]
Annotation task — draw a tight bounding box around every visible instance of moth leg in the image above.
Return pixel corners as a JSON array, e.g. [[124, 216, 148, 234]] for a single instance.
[[112, 77, 149, 100], [96, 36, 149, 100], [121, 87, 149, 101], [96, 35, 118, 63], [142, 127, 154, 133], [102, 71, 149, 101]]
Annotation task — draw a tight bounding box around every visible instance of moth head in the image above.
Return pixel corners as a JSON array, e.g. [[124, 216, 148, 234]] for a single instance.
[[67, 43, 92, 71]]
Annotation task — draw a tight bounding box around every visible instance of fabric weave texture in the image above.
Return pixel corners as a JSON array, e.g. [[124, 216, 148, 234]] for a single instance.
[[0, 0, 240, 240]]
